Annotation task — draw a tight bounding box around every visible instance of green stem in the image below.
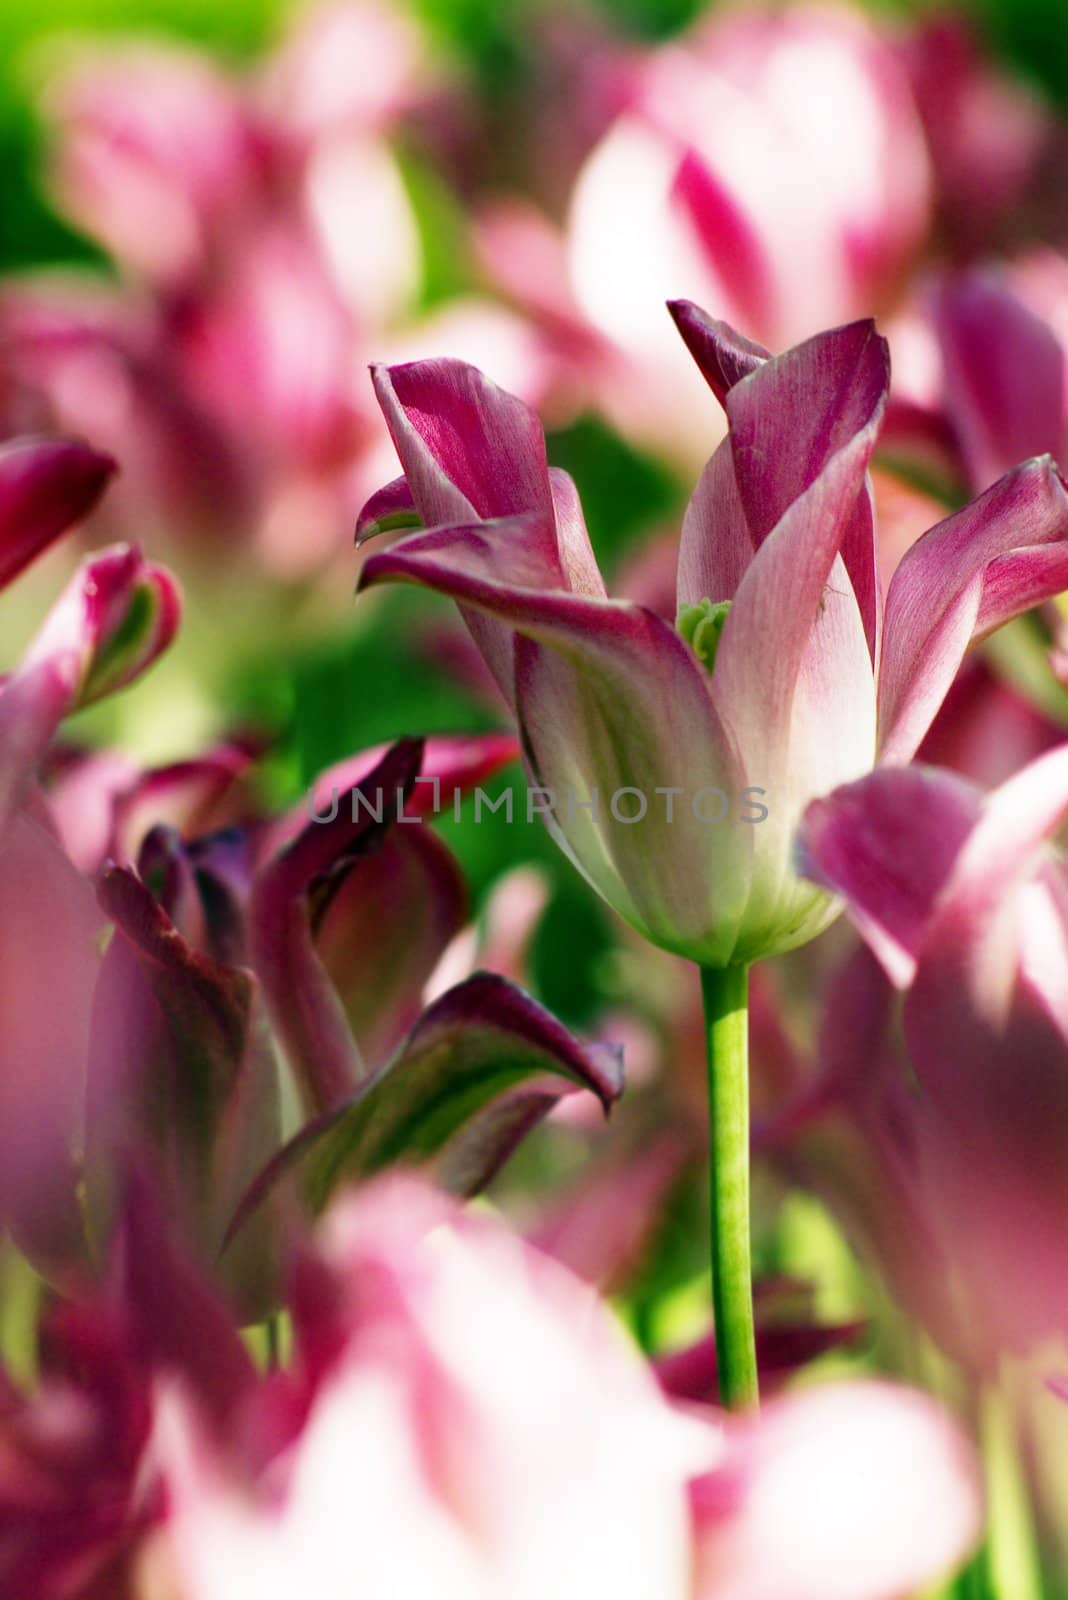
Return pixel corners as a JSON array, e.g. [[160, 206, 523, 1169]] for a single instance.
[[700, 962, 758, 1410]]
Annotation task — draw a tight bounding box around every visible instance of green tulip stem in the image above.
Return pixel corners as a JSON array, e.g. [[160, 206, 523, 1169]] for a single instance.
[[700, 962, 759, 1410]]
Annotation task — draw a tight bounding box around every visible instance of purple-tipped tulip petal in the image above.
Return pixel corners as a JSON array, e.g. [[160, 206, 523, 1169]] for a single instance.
[[0, 435, 115, 591]]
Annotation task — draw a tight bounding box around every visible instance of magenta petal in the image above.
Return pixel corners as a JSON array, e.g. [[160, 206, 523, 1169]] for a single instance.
[[667, 299, 769, 408], [371, 359, 556, 527], [917, 743, 1068, 982], [0, 547, 180, 827], [799, 766, 983, 986], [935, 272, 1065, 491], [725, 319, 889, 544], [249, 740, 423, 1115], [710, 360, 884, 952], [877, 456, 1068, 763], [354, 473, 419, 544], [0, 435, 115, 591], [20, 543, 182, 710]]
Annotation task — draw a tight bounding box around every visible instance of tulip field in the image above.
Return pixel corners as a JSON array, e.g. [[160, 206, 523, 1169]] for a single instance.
[[2, 0, 1068, 1595]]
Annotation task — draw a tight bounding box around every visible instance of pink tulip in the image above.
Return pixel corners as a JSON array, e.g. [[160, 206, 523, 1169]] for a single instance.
[[143, 1176, 979, 1600], [359, 306, 1068, 967], [801, 744, 1068, 1355], [484, 5, 931, 464]]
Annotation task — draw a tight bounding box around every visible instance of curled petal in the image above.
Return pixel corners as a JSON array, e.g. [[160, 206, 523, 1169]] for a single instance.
[[316, 826, 468, 1065], [23, 543, 181, 710], [370, 359, 555, 528], [354, 473, 419, 543]]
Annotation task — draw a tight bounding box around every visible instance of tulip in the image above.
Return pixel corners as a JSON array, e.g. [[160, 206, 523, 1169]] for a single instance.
[[358, 302, 1068, 1404], [800, 744, 1068, 1358]]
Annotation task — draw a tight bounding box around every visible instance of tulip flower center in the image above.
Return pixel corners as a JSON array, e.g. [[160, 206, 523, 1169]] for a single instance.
[[677, 597, 730, 672]]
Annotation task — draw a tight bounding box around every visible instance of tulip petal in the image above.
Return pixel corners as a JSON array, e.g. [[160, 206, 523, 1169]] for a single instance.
[[668, 299, 769, 408], [0, 436, 114, 591], [692, 1382, 980, 1600], [248, 740, 423, 1115], [0, 814, 101, 1265], [369, 362, 609, 698], [224, 973, 623, 1240], [113, 1172, 256, 1428], [877, 456, 1068, 763], [709, 336, 885, 952], [725, 320, 888, 544], [354, 473, 419, 543], [935, 272, 1065, 490], [798, 766, 983, 986], [916, 742, 1068, 1003], [0, 546, 180, 828], [370, 359, 555, 528]]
